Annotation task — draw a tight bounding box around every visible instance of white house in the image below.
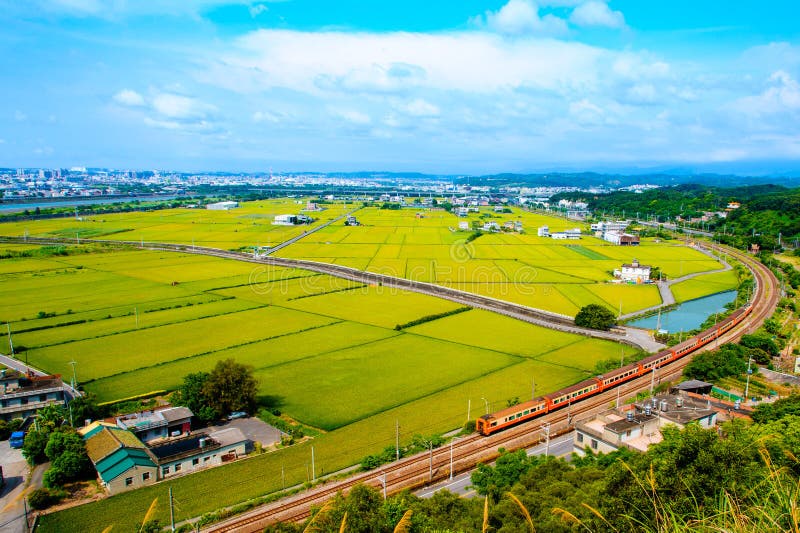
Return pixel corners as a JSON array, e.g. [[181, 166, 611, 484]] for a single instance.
[[591, 221, 629, 233], [537, 225, 550, 237], [458, 221, 470, 231], [273, 214, 296, 225], [206, 201, 239, 210], [617, 259, 651, 282]]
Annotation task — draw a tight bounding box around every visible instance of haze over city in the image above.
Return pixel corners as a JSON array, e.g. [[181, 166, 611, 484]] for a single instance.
[[2, 1, 800, 174]]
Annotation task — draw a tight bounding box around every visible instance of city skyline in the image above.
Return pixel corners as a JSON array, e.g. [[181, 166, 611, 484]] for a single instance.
[[2, 1, 800, 174]]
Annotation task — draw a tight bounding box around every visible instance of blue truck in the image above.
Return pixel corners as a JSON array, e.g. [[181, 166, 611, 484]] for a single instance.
[[9, 431, 25, 449]]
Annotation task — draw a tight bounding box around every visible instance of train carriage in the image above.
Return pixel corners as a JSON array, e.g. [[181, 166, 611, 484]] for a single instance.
[[543, 378, 601, 410], [640, 349, 674, 371], [476, 296, 755, 437], [477, 398, 548, 435], [598, 362, 642, 390]]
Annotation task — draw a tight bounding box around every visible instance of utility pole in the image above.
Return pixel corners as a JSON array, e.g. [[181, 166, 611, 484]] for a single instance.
[[169, 487, 175, 532], [428, 441, 434, 481], [467, 399, 471, 422], [531, 377, 535, 400], [378, 472, 387, 499], [395, 420, 400, 461], [134, 306, 139, 328], [69, 360, 78, 391], [6, 322, 14, 358], [481, 397, 489, 415], [744, 356, 753, 401], [542, 423, 551, 456], [23, 497, 29, 533], [311, 445, 316, 482]]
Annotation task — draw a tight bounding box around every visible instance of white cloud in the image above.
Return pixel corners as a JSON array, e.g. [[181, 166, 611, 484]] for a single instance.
[[570, 1, 626, 29], [569, 98, 604, 125], [208, 30, 607, 95], [475, 0, 568, 36], [330, 109, 371, 125], [400, 99, 440, 117], [151, 93, 215, 119], [612, 56, 669, 81], [626, 83, 657, 104], [736, 70, 800, 115], [252, 110, 286, 123], [113, 89, 146, 107], [249, 3, 268, 17]]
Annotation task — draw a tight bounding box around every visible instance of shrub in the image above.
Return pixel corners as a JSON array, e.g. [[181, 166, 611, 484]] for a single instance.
[[575, 304, 617, 330], [28, 487, 65, 510]]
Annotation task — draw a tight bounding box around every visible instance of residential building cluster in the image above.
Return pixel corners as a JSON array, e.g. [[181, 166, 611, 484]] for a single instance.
[[0, 369, 69, 422], [573, 383, 751, 455], [79, 406, 251, 494]]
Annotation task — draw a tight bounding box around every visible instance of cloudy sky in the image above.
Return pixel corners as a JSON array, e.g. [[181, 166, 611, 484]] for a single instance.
[[2, 1, 800, 173]]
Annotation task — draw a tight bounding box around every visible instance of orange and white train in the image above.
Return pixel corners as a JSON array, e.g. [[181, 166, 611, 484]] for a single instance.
[[476, 303, 752, 436]]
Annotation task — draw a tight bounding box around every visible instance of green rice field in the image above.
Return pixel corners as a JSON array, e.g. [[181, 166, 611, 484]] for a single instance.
[[274, 206, 721, 316], [670, 269, 740, 302], [0, 203, 729, 532]]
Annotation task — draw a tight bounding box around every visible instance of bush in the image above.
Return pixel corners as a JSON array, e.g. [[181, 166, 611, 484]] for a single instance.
[[28, 487, 65, 510], [574, 304, 617, 330]]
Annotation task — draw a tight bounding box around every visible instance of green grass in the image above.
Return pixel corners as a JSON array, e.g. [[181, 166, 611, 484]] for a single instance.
[[262, 333, 520, 430], [670, 269, 739, 302], [31, 306, 338, 382], [0, 207, 732, 532]]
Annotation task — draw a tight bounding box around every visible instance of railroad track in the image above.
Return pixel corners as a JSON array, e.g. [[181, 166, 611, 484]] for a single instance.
[[0, 235, 777, 531], [0, 235, 648, 349], [203, 243, 778, 532]]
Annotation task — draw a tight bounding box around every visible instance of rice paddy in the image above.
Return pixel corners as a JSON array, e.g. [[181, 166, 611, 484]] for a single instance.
[[0, 201, 731, 532]]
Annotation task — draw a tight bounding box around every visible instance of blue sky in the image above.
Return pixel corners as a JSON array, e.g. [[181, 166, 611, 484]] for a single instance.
[[2, 1, 800, 174]]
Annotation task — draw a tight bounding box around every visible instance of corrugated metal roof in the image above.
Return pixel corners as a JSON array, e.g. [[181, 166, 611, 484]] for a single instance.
[[161, 406, 193, 423], [96, 449, 156, 483], [79, 421, 117, 438]]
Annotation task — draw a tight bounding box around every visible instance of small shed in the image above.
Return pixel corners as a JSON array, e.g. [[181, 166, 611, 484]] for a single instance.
[[673, 379, 713, 395]]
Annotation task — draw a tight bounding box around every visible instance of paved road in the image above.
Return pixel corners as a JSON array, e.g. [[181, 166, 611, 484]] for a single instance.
[[260, 209, 358, 256], [0, 442, 47, 533], [0, 354, 79, 401], [416, 434, 575, 499]]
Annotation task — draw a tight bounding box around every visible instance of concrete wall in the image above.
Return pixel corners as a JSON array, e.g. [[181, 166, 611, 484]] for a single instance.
[[160, 441, 246, 479], [106, 464, 158, 495]]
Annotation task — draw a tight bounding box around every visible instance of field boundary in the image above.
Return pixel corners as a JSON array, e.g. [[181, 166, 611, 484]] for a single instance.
[[0, 236, 655, 350]]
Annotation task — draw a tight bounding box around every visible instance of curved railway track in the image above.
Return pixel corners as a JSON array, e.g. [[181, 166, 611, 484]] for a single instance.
[[0, 235, 777, 531], [203, 243, 778, 532]]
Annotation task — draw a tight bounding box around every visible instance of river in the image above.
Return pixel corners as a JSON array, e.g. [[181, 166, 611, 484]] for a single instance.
[[0, 195, 180, 213], [629, 290, 737, 333]]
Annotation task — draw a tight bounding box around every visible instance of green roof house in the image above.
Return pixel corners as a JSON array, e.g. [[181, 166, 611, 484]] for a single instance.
[[84, 426, 157, 494]]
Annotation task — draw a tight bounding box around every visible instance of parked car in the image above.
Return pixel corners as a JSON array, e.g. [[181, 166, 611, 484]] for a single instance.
[[227, 411, 248, 420], [9, 431, 25, 449]]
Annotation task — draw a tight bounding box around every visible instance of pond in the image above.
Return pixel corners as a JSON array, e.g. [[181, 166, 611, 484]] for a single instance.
[[629, 290, 737, 333]]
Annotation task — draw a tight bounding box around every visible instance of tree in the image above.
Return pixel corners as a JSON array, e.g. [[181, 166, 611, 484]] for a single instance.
[[172, 371, 218, 423], [203, 359, 259, 416], [683, 344, 748, 382], [67, 393, 106, 427], [23, 429, 51, 465], [574, 304, 617, 330]]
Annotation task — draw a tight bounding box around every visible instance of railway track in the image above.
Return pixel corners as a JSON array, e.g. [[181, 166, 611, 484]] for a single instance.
[[203, 243, 778, 532], [0, 235, 649, 349], [0, 235, 777, 531]]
